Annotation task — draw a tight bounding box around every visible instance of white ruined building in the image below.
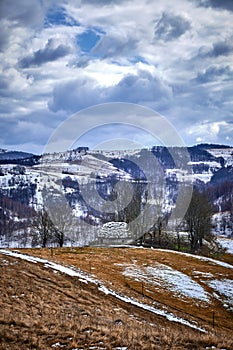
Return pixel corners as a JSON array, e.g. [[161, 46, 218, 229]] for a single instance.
[[96, 221, 133, 245]]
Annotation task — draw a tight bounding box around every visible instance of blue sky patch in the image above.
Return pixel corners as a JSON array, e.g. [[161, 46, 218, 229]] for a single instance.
[[44, 6, 79, 27], [77, 29, 102, 53]]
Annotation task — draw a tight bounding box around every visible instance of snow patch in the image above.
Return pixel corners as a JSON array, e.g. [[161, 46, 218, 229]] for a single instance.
[[207, 279, 233, 310], [217, 237, 233, 254], [123, 263, 210, 303]]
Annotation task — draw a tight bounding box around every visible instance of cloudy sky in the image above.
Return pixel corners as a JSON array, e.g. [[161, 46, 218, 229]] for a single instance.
[[0, 0, 233, 153]]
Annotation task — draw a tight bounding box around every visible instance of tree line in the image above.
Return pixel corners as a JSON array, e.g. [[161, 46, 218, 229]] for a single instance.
[[0, 183, 232, 252]]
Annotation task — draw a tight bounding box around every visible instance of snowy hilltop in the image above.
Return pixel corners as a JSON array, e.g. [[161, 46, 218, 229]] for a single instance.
[[0, 144, 232, 248]]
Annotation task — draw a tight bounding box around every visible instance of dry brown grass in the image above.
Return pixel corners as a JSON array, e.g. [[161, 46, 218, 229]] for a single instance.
[[23, 247, 233, 330], [0, 248, 232, 349]]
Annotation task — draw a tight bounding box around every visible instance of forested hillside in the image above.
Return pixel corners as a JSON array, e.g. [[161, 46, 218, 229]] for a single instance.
[[0, 144, 232, 248]]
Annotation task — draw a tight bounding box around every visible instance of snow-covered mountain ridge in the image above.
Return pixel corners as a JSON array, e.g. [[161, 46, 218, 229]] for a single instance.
[[0, 144, 232, 247], [0, 144, 232, 207]]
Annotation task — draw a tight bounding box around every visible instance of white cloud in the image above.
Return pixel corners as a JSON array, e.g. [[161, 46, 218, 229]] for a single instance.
[[187, 120, 230, 144], [0, 0, 233, 151], [48, 68, 172, 114]]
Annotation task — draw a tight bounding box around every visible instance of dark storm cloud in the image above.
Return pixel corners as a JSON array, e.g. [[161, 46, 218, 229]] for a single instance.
[[0, 23, 11, 52], [75, 57, 90, 68], [0, 0, 44, 52], [0, 118, 15, 142], [154, 13, 191, 41], [192, 0, 233, 12], [49, 70, 172, 113], [0, 75, 10, 96], [195, 65, 233, 83], [207, 0, 233, 11], [0, 109, 66, 148], [0, 0, 44, 27], [197, 39, 233, 59], [209, 41, 233, 57], [48, 77, 103, 113], [19, 39, 71, 68], [109, 70, 172, 106]]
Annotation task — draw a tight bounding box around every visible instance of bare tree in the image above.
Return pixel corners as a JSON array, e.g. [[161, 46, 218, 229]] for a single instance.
[[32, 209, 54, 247], [184, 189, 213, 252], [48, 200, 77, 247]]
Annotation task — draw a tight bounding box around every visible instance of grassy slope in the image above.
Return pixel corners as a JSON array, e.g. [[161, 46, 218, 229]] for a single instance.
[[0, 248, 232, 350]]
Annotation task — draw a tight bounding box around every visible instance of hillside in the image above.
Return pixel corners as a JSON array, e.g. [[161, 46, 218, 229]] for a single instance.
[[0, 151, 40, 166], [0, 247, 232, 349], [0, 144, 232, 248]]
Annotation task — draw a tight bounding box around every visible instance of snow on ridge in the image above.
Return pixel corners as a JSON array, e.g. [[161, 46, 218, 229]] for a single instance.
[[0, 249, 206, 332], [188, 161, 221, 167], [207, 148, 233, 167], [92, 149, 142, 158], [166, 168, 213, 184], [98, 284, 206, 332], [0, 249, 97, 283], [37, 153, 132, 181]]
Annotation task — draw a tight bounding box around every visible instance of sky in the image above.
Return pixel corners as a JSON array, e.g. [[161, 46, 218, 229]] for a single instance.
[[0, 0, 233, 154]]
